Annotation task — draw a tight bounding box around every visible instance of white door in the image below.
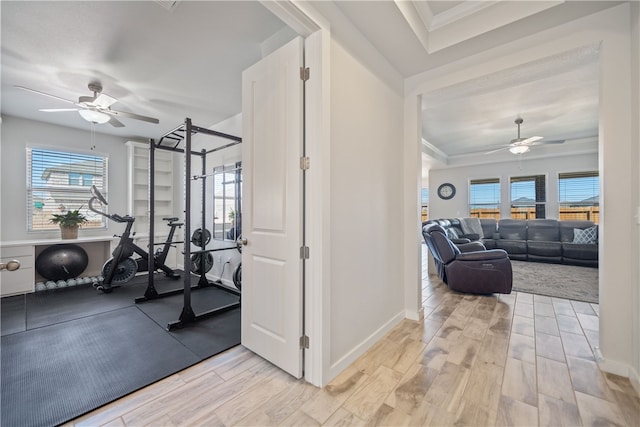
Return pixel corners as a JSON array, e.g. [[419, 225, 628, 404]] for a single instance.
[[241, 37, 304, 378]]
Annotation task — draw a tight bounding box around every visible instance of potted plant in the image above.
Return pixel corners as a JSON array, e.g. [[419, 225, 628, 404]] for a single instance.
[[50, 207, 88, 239]]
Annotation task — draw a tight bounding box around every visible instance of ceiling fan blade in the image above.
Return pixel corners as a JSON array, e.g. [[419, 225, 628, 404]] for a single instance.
[[521, 136, 544, 145], [536, 139, 565, 145], [93, 93, 117, 109], [484, 146, 510, 155], [108, 116, 125, 128], [107, 109, 159, 124], [40, 108, 81, 112], [15, 85, 77, 105]]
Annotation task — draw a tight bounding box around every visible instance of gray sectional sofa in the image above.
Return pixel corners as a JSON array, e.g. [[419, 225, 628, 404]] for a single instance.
[[424, 217, 598, 268]]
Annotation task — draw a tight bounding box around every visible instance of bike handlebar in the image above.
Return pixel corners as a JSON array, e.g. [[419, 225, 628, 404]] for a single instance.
[[88, 189, 134, 223]]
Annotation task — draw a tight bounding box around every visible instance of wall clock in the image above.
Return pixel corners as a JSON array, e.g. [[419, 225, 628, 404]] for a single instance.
[[437, 183, 456, 200]]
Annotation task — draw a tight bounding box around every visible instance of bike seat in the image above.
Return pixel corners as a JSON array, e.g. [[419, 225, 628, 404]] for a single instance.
[[112, 214, 135, 223], [163, 217, 180, 222]]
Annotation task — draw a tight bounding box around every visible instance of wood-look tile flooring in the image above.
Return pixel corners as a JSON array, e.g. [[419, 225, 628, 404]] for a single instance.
[[69, 254, 639, 426]]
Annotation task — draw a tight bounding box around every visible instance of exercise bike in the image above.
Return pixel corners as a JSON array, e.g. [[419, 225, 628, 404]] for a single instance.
[[88, 185, 181, 293]]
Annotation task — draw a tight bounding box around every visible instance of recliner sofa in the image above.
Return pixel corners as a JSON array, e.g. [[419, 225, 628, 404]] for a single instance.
[[422, 223, 512, 295], [426, 217, 598, 268]]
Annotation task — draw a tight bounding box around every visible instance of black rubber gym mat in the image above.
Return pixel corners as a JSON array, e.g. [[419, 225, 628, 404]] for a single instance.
[[1, 306, 201, 427], [136, 285, 241, 359], [0, 294, 26, 336], [0, 272, 242, 426], [24, 273, 184, 329]]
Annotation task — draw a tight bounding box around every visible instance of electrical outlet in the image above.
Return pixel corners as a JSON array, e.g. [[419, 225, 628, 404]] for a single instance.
[[217, 255, 222, 264]]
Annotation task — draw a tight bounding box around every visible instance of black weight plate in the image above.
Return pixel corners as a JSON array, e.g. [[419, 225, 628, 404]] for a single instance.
[[102, 257, 138, 285], [190, 252, 213, 274], [191, 228, 211, 247]]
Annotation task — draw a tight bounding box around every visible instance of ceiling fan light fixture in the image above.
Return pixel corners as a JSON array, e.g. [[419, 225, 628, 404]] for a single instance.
[[509, 145, 530, 155], [78, 109, 110, 124]]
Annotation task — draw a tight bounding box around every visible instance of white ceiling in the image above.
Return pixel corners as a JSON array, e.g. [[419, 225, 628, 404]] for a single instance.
[[1, 1, 289, 141], [1, 1, 620, 159]]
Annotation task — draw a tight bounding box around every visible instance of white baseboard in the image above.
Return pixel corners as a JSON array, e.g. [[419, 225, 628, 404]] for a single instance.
[[630, 367, 640, 396], [596, 351, 640, 394], [405, 307, 424, 321], [175, 263, 237, 289], [325, 310, 405, 385]]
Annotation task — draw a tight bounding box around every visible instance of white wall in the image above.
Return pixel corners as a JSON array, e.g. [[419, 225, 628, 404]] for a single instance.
[[630, 1, 640, 393], [326, 38, 405, 380], [428, 152, 598, 220], [0, 115, 130, 242], [405, 3, 639, 388]]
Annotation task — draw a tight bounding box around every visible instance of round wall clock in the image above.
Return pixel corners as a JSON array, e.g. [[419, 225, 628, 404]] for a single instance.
[[437, 183, 456, 200]]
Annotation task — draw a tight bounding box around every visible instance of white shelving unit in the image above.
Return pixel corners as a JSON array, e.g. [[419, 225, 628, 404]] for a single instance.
[[126, 141, 175, 240]]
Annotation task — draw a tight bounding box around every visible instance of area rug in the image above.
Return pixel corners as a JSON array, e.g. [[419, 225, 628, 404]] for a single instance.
[[510, 260, 598, 303]]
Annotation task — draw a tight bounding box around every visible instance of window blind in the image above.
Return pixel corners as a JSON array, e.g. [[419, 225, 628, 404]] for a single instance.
[[469, 178, 500, 218], [27, 148, 108, 230], [558, 171, 599, 204]]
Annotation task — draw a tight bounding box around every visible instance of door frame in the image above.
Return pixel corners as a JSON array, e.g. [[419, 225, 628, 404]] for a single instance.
[[260, 1, 329, 387]]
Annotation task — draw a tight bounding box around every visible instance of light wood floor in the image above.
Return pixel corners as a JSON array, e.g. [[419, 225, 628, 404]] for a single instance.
[[69, 260, 639, 426]]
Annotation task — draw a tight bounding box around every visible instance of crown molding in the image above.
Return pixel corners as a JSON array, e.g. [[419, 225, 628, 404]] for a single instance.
[[395, 0, 565, 54], [422, 138, 448, 164]]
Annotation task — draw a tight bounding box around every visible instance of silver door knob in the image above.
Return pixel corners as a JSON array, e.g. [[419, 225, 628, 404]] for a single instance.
[[240, 238, 248, 246]]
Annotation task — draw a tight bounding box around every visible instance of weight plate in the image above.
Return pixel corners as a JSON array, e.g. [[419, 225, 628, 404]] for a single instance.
[[191, 228, 211, 247], [233, 263, 241, 291], [102, 257, 138, 285], [190, 252, 213, 274]]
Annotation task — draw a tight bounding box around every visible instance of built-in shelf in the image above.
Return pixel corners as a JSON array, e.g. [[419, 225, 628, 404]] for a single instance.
[[127, 142, 175, 238]]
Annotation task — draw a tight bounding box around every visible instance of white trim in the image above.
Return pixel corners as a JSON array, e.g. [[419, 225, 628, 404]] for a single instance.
[[405, 307, 424, 322], [259, 1, 320, 38], [259, 0, 331, 387], [422, 138, 448, 164], [429, 1, 499, 31], [303, 29, 331, 388]]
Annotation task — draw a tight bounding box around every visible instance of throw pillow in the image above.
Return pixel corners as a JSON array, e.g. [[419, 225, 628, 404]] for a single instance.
[[445, 228, 459, 240], [573, 226, 597, 244]]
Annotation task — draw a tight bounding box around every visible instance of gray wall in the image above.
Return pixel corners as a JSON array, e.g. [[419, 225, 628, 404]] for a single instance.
[[0, 115, 130, 242], [428, 152, 598, 220]]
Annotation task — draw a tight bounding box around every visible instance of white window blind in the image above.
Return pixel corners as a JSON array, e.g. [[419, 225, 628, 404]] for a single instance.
[[558, 171, 599, 223], [27, 148, 108, 231], [469, 178, 500, 212]]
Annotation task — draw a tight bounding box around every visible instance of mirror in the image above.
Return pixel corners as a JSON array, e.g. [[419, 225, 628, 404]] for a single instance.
[[213, 161, 242, 241]]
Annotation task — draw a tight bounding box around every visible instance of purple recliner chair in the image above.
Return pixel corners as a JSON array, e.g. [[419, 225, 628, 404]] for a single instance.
[[422, 223, 513, 294]]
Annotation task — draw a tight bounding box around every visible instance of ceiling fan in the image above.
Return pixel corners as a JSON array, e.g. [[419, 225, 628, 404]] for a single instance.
[[15, 82, 159, 128], [486, 117, 564, 155]]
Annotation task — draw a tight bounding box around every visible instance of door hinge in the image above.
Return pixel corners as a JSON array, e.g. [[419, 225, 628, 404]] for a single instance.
[[300, 156, 310, 170], [300, 335, 310, 349], [300, 246, 310, 259], [300, 67, 310, 81]]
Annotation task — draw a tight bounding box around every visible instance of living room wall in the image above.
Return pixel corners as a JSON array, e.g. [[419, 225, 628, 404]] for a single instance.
[[428, 151, 598, 221]]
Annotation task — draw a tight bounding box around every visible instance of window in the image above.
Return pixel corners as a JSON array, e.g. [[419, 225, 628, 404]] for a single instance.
[[421, 188, 429, 222], [469, 178, 500, 219], [27, 148, 108, 230], [212, 161, 242, 241], [510, 175, 546, 219], [559, 171, 599, 223]]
